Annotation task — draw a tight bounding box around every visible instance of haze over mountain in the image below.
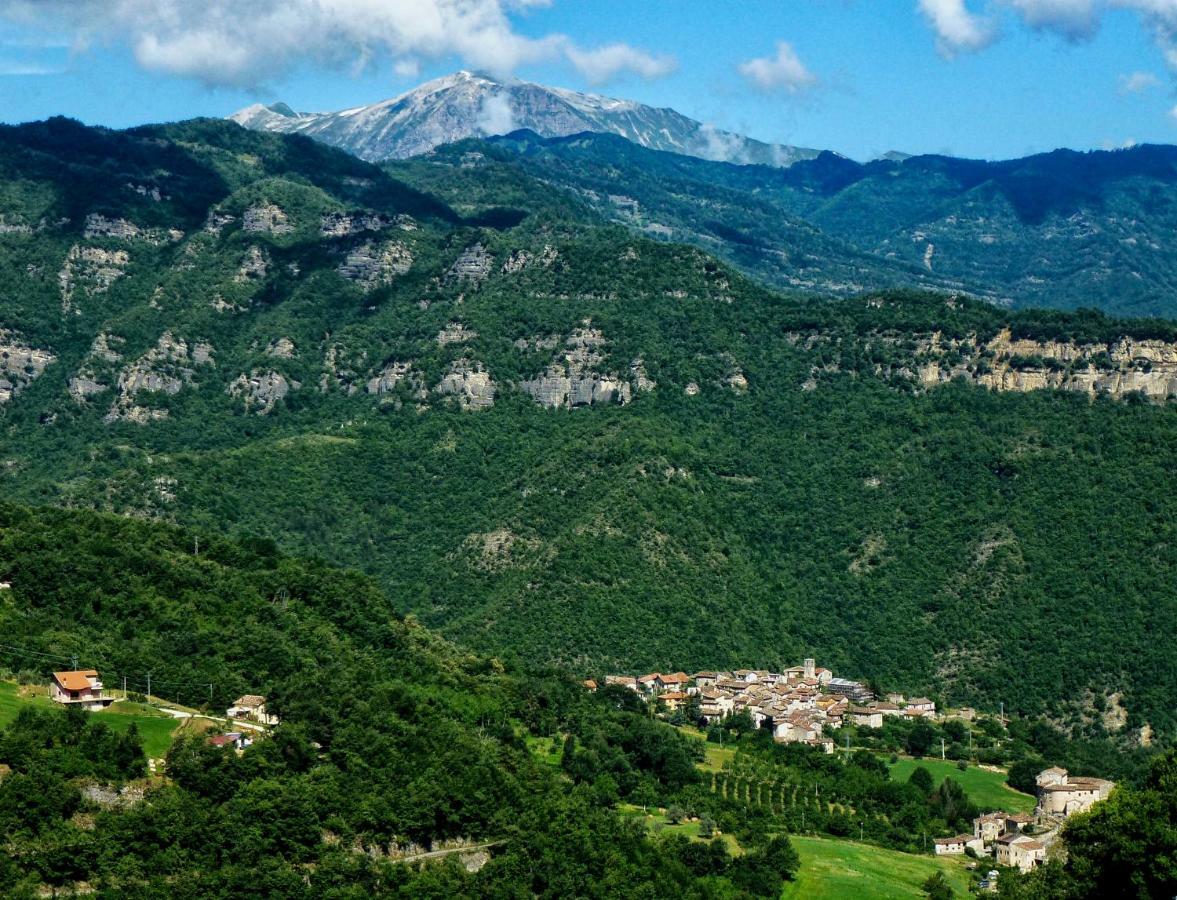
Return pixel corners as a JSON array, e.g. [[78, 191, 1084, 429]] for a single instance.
[[233, 74, 1177, 317], [229, 70, 821, 167], [450, 130, 1177, 317]]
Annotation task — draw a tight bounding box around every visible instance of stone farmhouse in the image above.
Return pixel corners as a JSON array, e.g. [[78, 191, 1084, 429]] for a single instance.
[[226, 694, 280, 726], [934, 834, 980, 856], [50, 669, 114, 711], [1035, 767, 1115, 818], [995, 833, 1047, 872]]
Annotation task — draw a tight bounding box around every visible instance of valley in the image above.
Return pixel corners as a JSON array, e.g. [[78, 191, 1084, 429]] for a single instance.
[[0, 98, 1172, 897]]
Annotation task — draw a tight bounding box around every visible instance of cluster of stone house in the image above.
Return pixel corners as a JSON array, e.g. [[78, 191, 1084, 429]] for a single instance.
[[935, 811, 1042, 872], [934, 767, 1115, 872], [603, 660, 937, 752]]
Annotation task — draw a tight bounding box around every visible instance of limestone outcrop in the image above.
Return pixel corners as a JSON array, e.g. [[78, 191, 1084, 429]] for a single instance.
[[0, 330, 55, 405], [242, 204, 292, 235], [446, 244, 492, 285], [265, 337, 297, 359], [58, 246, 130, 314], [227, 370, 298, 414], [519, 325, 650, 409], [104, 332, 213, 423], [83, 214, 181, 244], [68, 333, 124, 403], [366, 361, 425, 399], [436, 323, 477, 346], [234, 246, 270, 282], [434, 359, 496, 410], [793, 326, 1177, 402], [337, 240, 413, 289], [320, 212, 395, 238]]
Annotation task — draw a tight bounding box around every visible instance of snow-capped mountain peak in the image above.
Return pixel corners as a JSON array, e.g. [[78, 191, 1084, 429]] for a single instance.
[[228, 71, 818, 168]]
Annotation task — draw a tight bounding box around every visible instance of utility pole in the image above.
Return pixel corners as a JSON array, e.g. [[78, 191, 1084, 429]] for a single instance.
[[207, 683, 213, 708], [1000, 701, 1005, 726], [146, 671, 152, 703], [859, 821, 864, 842], [941, 738, 946, 761], [123, 675, 127, 700], [70, 654, 77, 670]]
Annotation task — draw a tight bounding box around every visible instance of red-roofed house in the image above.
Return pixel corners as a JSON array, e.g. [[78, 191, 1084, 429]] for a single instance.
[[50, 670, 113, 710]]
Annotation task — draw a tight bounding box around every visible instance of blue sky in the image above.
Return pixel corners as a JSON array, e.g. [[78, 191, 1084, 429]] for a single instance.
[[0, 0, 1172, 161]]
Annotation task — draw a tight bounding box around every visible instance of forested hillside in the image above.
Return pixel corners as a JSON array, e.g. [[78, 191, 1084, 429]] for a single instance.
[[0, 503, 802, 897], [429, 131, 1177, 316], [1, 117, 1175, 747]]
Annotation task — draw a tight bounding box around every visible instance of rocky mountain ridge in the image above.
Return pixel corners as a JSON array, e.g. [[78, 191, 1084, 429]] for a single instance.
[[230, 70, 820, 167]]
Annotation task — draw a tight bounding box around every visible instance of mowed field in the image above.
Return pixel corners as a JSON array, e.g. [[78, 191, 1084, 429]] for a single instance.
[[0, 681, 181, 758], [781, 835, 974, 900], [885, 756, 1036, 814]]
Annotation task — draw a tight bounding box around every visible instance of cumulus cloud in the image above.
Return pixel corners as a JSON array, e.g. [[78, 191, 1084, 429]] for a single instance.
[[563, 42, 676, 85], [1119, 70, 1160, 92], [918, 0, 999, 55], [919, 0, 1177, 74], [0, 0, 675, 89], [1004, 0, 1100, 39], [737, 41, 819, 92], [475, 92, 516, 135]]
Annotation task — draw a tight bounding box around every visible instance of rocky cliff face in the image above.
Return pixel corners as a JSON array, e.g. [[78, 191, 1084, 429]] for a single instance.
[[795, 326, 1177, 401], [0, 331, 55, 405], [229, 71, 819, 167], [519, 324, 647, 409]]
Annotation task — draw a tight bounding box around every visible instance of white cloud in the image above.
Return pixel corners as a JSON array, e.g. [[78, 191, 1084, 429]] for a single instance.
[[475, 92, 516, 135], [393, 58, 420, 78], [918, 0, 999, 55], [1004, 0, 1100, 39], [693, 123, 750, 163], [919, 0, 1177, 72], [563, 41, 676, 84], [0, 0, 674, 89], [1118, 70, 1160, 92], [737, 41, 818, 93]]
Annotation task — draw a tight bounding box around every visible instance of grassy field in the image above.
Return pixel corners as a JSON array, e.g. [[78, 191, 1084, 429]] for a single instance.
[[101, 701, 182, 758], [619, 804, 743, 856], [0, 682, 181, 759], [782, 835, 974, 900], [524, 734, 564, 767], [885, 756, 1036, 814]]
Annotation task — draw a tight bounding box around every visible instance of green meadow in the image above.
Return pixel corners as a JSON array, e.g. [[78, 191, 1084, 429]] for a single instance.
[[885, 756, 1036, 814], [782, 835, 974, 900], [0, 681, 181, 759]]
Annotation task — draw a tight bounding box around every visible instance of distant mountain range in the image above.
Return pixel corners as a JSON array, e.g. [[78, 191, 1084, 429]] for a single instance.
[[433, 131, 1177, 316], [232, 73, 1177, 315], [230, 70, 821, 167]]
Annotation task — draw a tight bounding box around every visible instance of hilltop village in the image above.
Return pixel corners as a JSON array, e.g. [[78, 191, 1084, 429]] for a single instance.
[[603, 658, 929, 754], [602, 660, 1116, 876]]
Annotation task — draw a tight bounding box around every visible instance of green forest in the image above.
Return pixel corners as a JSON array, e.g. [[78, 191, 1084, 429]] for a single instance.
[[0, 503, 1171, 897], [0, 117, 1174, 745]]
